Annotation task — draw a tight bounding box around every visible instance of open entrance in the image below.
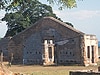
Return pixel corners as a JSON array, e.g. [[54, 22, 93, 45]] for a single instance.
[[48, 47, 52, 59], [91, 45, 94, 63], [43, 40, 54, 65], [87, 46, 90, 58], [87, 45, 95, 63]]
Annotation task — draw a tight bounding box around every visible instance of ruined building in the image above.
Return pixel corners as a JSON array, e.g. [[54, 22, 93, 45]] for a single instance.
[[0, 17, 98, 66]]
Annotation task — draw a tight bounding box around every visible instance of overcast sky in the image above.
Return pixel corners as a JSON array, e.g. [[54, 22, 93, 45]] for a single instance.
[[0, 0, 100, 41]]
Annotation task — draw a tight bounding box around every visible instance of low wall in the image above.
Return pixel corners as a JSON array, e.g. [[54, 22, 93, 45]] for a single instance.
[[70, 71, 100, 75]]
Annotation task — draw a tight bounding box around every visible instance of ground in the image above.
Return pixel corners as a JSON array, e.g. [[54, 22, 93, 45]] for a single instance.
[[4, 64, 98, 75]]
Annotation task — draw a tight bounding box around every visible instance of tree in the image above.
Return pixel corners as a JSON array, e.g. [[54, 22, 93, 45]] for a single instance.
[[1, 0, 74, 37], [2, 0, 61, 37], [0, 0, 77, 10], [46, 0, 77, 9]]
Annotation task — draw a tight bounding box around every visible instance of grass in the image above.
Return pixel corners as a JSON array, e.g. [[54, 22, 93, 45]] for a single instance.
[[2, 61, 100, 75], [4, 64, 98, 75]]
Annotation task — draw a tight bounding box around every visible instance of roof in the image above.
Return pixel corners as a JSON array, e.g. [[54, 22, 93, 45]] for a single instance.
[[14, 17, 85, 37], [10, 17, 85, 44], [43, 17, 85, 34]]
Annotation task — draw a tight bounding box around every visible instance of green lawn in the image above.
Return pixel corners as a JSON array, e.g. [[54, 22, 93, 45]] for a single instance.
[[6, 65, 98, 75]]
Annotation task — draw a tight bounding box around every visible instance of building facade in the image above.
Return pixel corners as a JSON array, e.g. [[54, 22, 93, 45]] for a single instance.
[[0, 17, 98, 66]]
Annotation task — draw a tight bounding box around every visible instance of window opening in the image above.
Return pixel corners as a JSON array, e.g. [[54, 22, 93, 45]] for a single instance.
[[87, 46, 90, 58], [48, 47, 52, 59]]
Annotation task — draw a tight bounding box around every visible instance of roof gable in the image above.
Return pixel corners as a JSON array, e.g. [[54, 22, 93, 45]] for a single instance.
[[42, 17, 84, 34], [11, 17, 85, 44]]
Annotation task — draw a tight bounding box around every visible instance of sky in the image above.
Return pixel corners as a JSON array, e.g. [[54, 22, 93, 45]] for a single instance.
[[0, 0, 100, 41]]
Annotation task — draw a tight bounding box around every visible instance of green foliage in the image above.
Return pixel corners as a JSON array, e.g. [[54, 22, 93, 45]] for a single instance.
[[2, 0, 59, 37], [0, 0, 77, 10], [64, 22, 73, 27], [47, 0, 77, 9], [2, 12, 26, 36], [2, 0, 74, 37]]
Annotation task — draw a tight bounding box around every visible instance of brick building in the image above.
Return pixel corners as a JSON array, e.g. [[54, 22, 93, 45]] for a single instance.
[[0, 17, 98, 66]]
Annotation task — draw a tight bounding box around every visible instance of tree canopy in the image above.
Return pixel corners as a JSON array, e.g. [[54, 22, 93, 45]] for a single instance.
[[0, 0, 77, 10], [46, 0, 77, 9], [1, 0, 74, 37], [2, 0, 57, 36]]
